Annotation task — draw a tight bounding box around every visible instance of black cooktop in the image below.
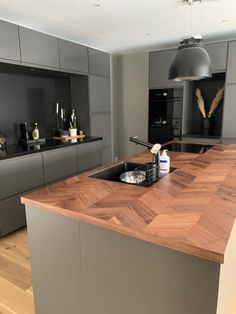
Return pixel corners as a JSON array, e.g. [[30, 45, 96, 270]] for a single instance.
[[163, 143, 214, 154]]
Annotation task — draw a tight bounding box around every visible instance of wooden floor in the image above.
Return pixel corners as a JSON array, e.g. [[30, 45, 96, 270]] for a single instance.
[[0, 228, 34, 314], [0, 228, 236, 314]]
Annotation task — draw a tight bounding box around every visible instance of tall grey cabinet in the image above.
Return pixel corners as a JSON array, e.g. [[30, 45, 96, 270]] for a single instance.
[[89, 49, 112, 163], [222, 41, 236, 142]]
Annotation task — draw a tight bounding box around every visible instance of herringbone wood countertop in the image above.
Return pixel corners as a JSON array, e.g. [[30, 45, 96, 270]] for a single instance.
[[21, 143, 236, 264]]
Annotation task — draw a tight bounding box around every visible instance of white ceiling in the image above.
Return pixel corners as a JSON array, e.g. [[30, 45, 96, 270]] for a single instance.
[[0, 0, 236, 53]]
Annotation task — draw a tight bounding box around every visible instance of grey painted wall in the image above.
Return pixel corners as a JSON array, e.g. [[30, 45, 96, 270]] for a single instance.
[[112, 52, 149, 160]]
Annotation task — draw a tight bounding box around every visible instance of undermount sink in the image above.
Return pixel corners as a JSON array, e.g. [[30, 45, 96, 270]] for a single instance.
[[89, 162, 144, 183], [89, 161, 176, 187]]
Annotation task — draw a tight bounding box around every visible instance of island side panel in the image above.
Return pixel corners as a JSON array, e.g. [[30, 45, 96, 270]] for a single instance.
[[217, 220, 236, 314], [79, 221, 220, 314], [26, 205, 220, 314], [25, 205, 82, 314]]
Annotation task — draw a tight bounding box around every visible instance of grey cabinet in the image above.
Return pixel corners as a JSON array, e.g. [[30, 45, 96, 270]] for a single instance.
[[0, 194, 26, 236], [89, 76, 110, 112], [222, 84, 236, 139], [77, 141, 103, 173], [89, 48, 110, 77], [0, 153, 44, 200], [59, 39, 88, 73], [149, 49, 184, 89], [42, 146, 78, 184], [90, 113, 112, 147], [204, 42, 228, 72], [226, 41, 236, 84], [19, 27, 59, 69], [0, 20, 20, 63], [102, 146, 112, 164]]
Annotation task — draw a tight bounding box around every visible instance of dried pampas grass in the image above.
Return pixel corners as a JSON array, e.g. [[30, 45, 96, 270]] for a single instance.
[[208, 87, 224, 118], [195, 86, 225, 119], [195, 88, 206, 118]]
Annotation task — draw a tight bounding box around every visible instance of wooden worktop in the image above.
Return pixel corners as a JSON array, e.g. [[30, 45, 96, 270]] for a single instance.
[[21, 143, 236, 264]]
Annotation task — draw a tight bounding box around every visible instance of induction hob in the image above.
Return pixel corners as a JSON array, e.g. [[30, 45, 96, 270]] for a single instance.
[[163, 143, 214, 154]]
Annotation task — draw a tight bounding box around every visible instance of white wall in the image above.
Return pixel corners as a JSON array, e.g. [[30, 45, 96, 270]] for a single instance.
[[112, 51, 149, 159]]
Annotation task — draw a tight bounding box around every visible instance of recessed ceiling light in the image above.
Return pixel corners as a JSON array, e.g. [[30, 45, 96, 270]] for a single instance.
[[145, 33, 152, 36], [93, 3, 100, 7], [222, 19, 229, 23]]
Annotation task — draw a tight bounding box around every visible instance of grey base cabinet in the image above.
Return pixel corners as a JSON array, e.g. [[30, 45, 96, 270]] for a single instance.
[[0, 153, 44, 200], [0, 141, 103, 237], [0, 194, 26, 237], [77, 141, 103, 173], [42, 146, 78, 184]]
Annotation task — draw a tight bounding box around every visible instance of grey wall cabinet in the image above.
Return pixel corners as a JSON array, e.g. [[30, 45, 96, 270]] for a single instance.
[[42, 146, 78, 184], [89, 48, 110, 77], [89, 75, 111, 113], [0, 20, 20, 64], [0, 154, 44, 201], [204, 42, 228, 72], [226, 41, 236, 84], [0, 194, 26, 237], [149, 49, 184, 89], [77, 141, 103, 173], [19, 27, 59, 70], [222, 84, 236, 139], [59, 39, 88, 74]]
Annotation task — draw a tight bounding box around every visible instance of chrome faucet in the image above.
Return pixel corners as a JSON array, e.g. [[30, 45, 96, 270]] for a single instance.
[[129, 137, 161, 167]]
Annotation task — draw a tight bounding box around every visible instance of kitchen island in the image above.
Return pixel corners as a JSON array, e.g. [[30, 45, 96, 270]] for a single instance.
[[21, 143, 236, 314]]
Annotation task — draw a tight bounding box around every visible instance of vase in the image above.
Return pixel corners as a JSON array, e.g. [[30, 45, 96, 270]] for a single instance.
[[201, 118, 210, 136]]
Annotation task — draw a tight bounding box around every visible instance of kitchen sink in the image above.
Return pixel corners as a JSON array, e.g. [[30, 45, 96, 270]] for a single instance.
[[89, 161, 176, 187], [89, 162, 144, 183]]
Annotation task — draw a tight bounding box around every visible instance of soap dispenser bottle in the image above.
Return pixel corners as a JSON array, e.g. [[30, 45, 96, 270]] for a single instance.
[[159, 149, 170, 174]]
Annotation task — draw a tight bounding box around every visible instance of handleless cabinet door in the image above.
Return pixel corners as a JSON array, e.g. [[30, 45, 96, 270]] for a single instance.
[[77, 141, 103, 173], [0, 153, 44, 200], [204, 42, 228, 72], [222, 84, 236, 138], [59, 39, 88, 73], [42, 146, 78, 184], [0, 195, 26, 237], [0, 20, 20, 63], [102, 146, 112, 164], [89, 76, 111, 112], [88, 48, 110, 77], [90, 113, 112, 147], [226, 41, 236, 84], [19, 27, 59, 69]]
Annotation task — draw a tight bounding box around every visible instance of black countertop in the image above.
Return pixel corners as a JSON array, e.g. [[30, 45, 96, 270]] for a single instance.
[[0, 136, 103, 160]]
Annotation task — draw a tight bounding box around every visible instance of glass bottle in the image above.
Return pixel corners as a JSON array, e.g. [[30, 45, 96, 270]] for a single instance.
[[32, 123, 40, 140]]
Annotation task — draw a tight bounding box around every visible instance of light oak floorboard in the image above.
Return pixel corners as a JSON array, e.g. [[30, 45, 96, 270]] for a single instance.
[[0, 228, 34, 314]]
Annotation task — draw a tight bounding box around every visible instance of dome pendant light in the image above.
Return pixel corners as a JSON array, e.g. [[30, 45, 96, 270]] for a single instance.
[[169, 35, 212, 81]]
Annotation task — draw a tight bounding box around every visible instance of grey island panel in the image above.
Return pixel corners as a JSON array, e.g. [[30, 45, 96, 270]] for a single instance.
[[26, 206, 220, 314]]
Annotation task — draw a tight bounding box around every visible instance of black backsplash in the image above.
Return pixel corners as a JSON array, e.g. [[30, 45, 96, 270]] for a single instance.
[[0, 68, 72, 144], [191, 73, 225, 137]]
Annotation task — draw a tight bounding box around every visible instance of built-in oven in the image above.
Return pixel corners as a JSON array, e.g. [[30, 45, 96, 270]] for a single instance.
[[148, 88, 183, 144]]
